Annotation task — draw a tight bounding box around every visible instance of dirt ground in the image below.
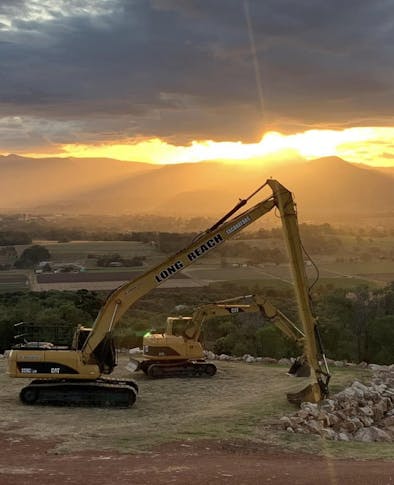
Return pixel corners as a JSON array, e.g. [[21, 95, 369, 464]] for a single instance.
[[0, 433, 392, 485]]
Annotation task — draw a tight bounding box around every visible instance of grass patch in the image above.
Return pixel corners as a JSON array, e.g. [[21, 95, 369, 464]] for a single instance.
[[323, 440, 394, 460], [0, 357, 391, 460]]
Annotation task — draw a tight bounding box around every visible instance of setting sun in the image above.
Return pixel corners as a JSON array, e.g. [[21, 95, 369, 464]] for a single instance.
[[21, 127, 394, 167]]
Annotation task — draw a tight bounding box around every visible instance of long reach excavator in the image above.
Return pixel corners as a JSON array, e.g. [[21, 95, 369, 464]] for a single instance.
[[134, 294, 308, 378], [7, 179, 331, 407]]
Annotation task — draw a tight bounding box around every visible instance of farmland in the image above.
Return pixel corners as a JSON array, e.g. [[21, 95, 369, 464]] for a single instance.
[[17, 240, 162, 264], [0, 272, 29, 293], [0, 234, 393, 292]]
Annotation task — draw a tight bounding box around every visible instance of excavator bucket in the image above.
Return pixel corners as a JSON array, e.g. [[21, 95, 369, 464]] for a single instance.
[[287, 382, 323, 405], [287, 357, 310, 377]]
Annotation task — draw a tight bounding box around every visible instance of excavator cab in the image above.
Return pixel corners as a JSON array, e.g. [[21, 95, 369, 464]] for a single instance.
[[12, 321, 70, 350], [167, 317, 193, 337], [71, 325, 92, 350]]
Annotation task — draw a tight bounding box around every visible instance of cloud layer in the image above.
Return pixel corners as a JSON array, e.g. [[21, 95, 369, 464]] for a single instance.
[[1, 0, 394, 152]]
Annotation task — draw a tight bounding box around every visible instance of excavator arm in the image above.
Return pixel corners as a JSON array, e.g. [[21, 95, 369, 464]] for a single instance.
[[181, 294, 305, 344], [268, 180, 330, 402], [181, 295, 272, 341], [183, 295, 310, 379]]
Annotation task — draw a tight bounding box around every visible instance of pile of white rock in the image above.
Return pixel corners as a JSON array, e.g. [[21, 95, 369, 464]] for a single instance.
[[280, 367, 394, 442], [204, 350, 291, 365], [203, 352, 377, 370]]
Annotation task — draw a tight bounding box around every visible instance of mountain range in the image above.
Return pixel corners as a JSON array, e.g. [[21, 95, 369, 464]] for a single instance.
[[0, 154, 393, 220]]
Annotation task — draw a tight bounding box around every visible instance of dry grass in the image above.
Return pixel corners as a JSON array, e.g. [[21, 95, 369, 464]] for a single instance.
[[0, 356, 392, 459]]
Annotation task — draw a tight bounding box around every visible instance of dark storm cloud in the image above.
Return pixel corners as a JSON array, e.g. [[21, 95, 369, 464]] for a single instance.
[[0, 0, 394, 150]]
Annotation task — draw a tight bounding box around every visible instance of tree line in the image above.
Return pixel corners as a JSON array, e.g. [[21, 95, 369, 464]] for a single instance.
[[0, 222, 370, 251], [0, 282, 393, 365]]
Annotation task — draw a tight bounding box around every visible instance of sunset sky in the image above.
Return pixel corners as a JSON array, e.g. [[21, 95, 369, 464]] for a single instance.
[[1, 0, 394, 166]]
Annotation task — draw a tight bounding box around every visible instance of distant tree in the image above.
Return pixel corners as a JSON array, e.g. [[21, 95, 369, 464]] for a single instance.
[[0, 231, 31, 245], [96, 253, 122, 267], [14, 245, 50, 268], [316, 283, 394, 364], [0, 318, 16, 353], [158, 232, 196, 253], [0, 290, 103, 351], [57, 236, 71, 243], [96, 253, 145, 267], [219, 242, 287, 265], [256, 326, 292, 358], [0, 246, 17, 259], [122, 256, 145, 267], [367, 316, 394, 365]]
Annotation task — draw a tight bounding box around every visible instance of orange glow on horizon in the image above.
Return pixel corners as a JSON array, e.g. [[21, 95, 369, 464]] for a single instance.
[[14, 127, 394, 167]]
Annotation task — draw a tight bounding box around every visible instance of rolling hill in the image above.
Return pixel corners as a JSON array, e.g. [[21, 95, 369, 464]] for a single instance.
[[1, 154, 393, 220], [0, 154, 154, 211]]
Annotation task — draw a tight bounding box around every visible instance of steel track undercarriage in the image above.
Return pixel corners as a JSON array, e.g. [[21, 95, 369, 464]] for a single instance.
[[139, 359, 217, 378], [19, 378, 138, 408]]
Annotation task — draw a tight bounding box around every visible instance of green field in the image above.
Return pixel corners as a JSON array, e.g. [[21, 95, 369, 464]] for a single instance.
[[1, 233, 393, 291], [188, 232, 394, 287], [13, 239, 161, 258], [0, 272, 29, 292], [35, 240, 162, 263], [186, 261, 390, 288]]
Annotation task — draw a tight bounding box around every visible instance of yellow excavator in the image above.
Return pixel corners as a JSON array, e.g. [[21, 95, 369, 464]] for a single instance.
[[133, 294, 307, 378], [7, 179, 330, 407]]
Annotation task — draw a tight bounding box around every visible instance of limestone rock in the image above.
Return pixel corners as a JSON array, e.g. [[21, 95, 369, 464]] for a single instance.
[[205, 351, 216, 360], [354, 426, 391, 442], [261, 357, 277, 364], [129, 347, 142, 355], [245, 355, 255, 363], [338, 432, 351, 441], [219, 354, 231, 361], [282, 366, 394, 442], [320, 428, 337, 440]]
